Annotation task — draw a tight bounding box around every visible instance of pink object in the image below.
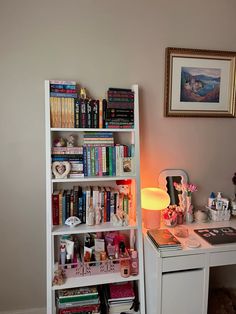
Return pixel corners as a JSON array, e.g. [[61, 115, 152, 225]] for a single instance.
[[130, 250, 139, 276], [143, 209, 162, 229]]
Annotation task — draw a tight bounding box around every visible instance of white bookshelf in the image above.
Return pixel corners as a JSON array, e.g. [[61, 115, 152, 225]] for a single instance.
[[45, 81, 145, 313]]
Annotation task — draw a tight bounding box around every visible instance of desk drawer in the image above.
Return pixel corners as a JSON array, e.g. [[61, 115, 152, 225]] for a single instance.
[[163, 254, 205, 272], [210, 251, 236, 267]]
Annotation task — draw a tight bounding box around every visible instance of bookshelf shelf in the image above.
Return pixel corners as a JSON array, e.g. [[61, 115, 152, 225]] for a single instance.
[[51, 127, 135, 133], [52, 175, 136, 184], [45, 81, 145, 314], [52, 220, 138, 235], [52, 272, 140, 290]]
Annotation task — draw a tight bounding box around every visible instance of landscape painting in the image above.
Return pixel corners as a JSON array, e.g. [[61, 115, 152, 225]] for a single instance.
[[165, 47, 236, 117], [180, 67, 221, 103]]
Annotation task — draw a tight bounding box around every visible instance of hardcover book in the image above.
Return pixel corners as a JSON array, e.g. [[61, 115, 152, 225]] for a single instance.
[[147, 228, 182, 251], [57, 286, 98, 303], [109, 281, 135, 301]]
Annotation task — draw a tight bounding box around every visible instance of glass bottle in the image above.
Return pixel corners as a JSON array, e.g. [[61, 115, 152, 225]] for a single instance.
[[119, 242, 130, 278]]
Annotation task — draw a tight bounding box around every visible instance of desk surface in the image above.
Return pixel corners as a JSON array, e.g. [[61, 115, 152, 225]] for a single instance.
[[146, 218, 236, 258]]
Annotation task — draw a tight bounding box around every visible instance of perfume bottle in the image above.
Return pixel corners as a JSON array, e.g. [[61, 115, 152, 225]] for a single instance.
[[87, 199, 95, 226], [119, 242, 130, 278]]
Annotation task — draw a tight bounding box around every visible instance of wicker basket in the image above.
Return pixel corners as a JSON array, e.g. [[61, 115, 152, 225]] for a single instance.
[[206, 206, 231, 222]]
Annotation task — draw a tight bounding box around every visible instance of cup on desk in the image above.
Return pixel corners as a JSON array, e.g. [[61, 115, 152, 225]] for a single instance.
[[194, 209, 208, 223]]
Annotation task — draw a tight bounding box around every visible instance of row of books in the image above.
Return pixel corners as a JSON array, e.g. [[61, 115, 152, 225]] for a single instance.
[[56, 281, 136, 314], [52, 185, 132, 226], [52, 144, 135, 178], [49, 81, 135, 129], [57, 286, 100, 314], [50, 97, 134, 129]]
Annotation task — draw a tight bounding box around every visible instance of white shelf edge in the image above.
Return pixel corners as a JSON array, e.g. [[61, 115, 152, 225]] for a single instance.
[[52, 175, 136, 183], [51, 128, 135, 132], [52, 273, 140, 290], [52, 221, 138, 235]]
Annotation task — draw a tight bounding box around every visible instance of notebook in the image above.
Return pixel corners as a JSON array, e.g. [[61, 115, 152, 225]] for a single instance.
[[194, 227, 236, 245]]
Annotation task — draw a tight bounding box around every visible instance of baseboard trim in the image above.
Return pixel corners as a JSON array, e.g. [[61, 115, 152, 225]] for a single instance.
[[0, 308, 46, 314]]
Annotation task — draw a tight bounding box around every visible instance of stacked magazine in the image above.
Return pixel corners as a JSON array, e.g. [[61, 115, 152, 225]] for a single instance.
[[147, 228, 182, 251], [105, 282, 136, 314]]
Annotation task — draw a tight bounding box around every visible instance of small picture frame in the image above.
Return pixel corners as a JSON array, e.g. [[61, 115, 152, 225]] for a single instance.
[[164, 47, 236, 117], [121, 157, 135, 175]]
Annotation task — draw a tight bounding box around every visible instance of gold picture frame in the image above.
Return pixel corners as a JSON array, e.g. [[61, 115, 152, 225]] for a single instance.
[[164, 47, 236, 117]]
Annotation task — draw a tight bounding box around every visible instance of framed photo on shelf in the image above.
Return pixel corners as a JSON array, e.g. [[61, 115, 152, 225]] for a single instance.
[[164, 47, 236, 117]]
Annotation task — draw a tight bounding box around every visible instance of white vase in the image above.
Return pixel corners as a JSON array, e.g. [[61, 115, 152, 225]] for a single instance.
[[186, 212, 194, 223]]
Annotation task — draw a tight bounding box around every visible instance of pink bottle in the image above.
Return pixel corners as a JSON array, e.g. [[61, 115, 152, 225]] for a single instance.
[[130, 250, 139, 276]]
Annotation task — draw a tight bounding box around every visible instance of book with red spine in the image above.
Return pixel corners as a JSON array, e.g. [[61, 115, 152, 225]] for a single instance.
[[58, 303, 100, 314], [52, 191, 60, 225]]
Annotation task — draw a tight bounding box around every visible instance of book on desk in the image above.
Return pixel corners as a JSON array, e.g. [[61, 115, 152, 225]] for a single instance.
[[147, 228, 182, 251]]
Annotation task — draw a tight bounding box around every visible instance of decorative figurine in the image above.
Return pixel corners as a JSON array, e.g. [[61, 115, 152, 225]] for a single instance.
[[80, 87, 87, 99], [65, 216, 81, 227], [66, 134, 75, 147], [52, 268, 66, 286], [95, 207, 102, 225], [53, 137, 66, 147]]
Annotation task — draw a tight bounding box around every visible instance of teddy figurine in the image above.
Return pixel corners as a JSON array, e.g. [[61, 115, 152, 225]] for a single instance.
[[66, 134, 75, 147], [52, 268, 66, 286], [53, 137, 66, 147]]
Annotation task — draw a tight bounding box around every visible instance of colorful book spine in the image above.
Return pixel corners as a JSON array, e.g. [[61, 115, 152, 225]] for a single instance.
[[50, 80, 76, 85]]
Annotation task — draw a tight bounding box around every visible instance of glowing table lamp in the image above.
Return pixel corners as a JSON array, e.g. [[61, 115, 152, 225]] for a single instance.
[[141, 187, 170, 229]]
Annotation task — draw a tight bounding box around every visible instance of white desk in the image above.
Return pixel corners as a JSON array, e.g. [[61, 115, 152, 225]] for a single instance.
[[144, 219, 236, 314]]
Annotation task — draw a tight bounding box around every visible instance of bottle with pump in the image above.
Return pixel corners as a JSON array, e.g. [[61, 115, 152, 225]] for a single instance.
[[216, 192, 223, 210]]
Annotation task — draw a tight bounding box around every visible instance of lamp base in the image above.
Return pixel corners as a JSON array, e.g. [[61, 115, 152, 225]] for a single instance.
[[143, 209, 161, 229]]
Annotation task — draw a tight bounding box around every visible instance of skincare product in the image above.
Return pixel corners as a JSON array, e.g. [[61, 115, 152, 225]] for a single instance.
[[208, 192, 216, 208], [216, 192, 223, 210], [66, 254, 71, 269], [60, 244, 66, 267]]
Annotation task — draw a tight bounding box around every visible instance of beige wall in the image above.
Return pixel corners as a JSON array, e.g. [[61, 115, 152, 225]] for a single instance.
[[1, 0, 236, 311]]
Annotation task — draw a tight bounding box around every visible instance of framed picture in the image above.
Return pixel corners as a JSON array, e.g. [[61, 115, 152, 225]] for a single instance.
[[164, 47, 236, 117]]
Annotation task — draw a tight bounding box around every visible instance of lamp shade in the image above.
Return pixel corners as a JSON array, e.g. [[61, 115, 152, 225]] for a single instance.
[[141, 187, 170, 211], [141, 187, 170, 229]]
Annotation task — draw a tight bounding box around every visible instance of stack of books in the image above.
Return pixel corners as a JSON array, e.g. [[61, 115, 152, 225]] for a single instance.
[[56, 286, 100, 314], [83, 132, 114, 146], [147, 228, 182, 251], [105, 282, 136, 314], [105, 88, 134, 129], [50, 80, 78, 128], [51, 146, 84, 178]]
